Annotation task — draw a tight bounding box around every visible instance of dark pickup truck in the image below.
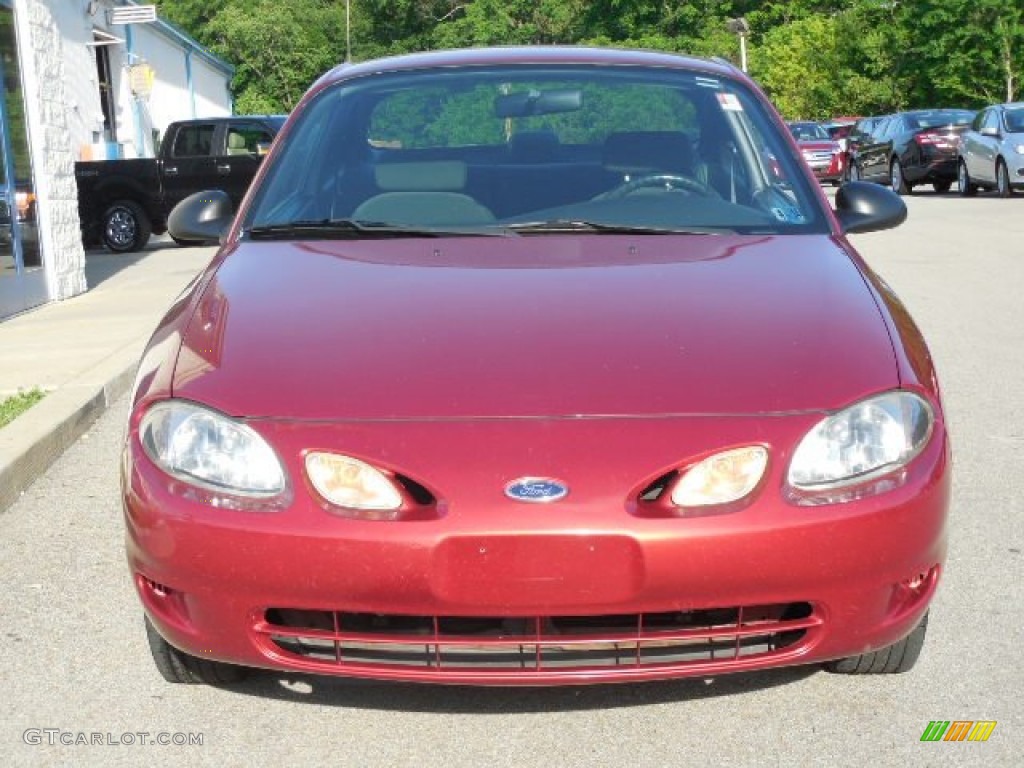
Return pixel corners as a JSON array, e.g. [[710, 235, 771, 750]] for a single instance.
[[75, 115, 286, 252]]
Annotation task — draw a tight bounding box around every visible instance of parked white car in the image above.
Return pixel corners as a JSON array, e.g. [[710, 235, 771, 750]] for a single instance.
[[957, 102, 1024, 197]]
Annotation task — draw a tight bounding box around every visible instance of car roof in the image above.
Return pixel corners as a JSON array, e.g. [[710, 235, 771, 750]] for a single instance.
[[899, 108, 974, 117], [184, 115, 288, 123], [314, 46, 743, 88]]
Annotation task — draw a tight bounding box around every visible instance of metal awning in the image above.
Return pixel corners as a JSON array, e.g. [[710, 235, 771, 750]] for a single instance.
[[108, 5, 158, 25], [87, 29, 126, 47]]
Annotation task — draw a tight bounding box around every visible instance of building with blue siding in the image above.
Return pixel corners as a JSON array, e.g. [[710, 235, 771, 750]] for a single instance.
[[1, 0, 233, 319]]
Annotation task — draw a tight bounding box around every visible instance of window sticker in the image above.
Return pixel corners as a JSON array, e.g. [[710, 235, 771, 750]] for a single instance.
[[717, 93, 743, 112], [770, 204, 807, 224]]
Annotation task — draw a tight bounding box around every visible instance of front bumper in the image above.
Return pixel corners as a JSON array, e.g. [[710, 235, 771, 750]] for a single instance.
[[1009, 155, 1024, 188], [907, 151, 958, 184], [125, 412, 949, 685], [803, 154, 843, 182]]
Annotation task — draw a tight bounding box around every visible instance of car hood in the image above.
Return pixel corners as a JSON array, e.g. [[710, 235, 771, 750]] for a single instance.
[[173, 235, 897, 420], [797, 141, 838, 152]]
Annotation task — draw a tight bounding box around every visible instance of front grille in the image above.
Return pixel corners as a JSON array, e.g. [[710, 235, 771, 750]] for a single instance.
[[254, 603, 821, 682], [802, 151, 834, 165]]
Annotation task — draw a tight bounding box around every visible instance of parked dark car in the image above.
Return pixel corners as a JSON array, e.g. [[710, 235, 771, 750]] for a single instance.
[[957, 102, 1024, 197], [840, 116, 881, 182], [786, 121, 843, 184], [75, 115, 286, 252], [848, 109, 975, 194]]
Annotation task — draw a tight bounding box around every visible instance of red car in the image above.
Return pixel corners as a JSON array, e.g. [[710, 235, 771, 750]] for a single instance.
[[126, 47, 949, 687], [787, 122, 845, 185]]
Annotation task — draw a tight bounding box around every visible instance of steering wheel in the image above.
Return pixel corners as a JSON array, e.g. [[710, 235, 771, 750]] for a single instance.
[[600, 173, 720, 200]]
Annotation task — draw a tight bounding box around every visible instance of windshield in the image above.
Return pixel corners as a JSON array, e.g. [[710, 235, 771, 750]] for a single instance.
[[788, 123, 829, 141], [915, 111, 974, 129], [246, 65, 827, 238], [1004, 108, 1024, 133]]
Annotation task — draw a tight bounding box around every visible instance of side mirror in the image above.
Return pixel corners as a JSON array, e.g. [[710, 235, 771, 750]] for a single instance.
[[835, 181, 906, 234], [167, 189, 233, 244], [979, 126, 1000, 138]]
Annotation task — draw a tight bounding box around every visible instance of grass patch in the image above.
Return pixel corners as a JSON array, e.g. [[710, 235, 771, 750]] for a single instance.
[[0, 388, 46, 430]]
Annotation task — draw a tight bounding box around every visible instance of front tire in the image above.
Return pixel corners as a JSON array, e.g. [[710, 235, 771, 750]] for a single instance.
[[958, 159, 977, 197], [145, 616, 248, 685], [932, 180, 951, 194], [996, 159, 1013, 198], [825, 611, 928, 675], [102, 200, 151, 253]]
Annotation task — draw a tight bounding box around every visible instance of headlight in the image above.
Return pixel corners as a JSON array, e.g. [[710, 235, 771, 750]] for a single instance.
[[670, 446, 768, 507], [1014, 144, 1024, 155], [305, 452, 403, 513], [140, 400, 285, 497], [788, 392, 933, 490]]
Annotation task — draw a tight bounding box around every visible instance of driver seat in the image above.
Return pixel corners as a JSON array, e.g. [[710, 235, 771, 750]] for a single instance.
[[602, 132, 696, 182]]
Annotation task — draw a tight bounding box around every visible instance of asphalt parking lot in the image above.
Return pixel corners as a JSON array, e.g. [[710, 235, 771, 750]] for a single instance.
[[1, 189, 1021, 767]]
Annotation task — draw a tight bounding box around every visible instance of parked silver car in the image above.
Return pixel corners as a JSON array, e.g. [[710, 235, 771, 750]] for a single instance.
[[957, 102, 1024, 197]]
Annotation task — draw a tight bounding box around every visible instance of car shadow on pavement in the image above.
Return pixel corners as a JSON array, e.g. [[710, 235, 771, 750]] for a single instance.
[[84, 239, 183, 288], [223, 666, 819, 712], [84, 251, 147, 288]]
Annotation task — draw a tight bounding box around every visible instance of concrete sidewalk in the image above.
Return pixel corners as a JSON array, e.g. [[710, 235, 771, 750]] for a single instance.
[[0, 239, 216, 510]]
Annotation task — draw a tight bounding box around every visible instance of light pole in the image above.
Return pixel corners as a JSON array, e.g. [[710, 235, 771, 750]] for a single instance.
[[726, 17, 750, 73], [345, 0, 352, 62]]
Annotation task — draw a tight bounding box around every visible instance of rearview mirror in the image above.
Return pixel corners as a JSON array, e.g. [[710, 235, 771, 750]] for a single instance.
[[167, 189, 233, 244], [494, 89, 583, 118], [835, 181, 906, 234]]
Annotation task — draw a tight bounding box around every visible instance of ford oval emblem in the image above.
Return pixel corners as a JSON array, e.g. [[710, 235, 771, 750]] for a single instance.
[[504, 477, 569, 503]]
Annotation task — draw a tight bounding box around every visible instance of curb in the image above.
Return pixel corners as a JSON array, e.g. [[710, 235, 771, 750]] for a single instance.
[[0, 359, 137, 513]]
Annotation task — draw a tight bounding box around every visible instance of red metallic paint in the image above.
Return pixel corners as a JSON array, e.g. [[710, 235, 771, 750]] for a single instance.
[[125, 46, 950, 685], [125, 408, 949, 683], [170, 235, 898, 419]]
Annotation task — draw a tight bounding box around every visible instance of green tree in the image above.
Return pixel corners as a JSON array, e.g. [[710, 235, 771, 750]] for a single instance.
[[833, 0, 911, 113], [753, 14, 845, 119], [155, 0, 1024, 119], [430, 0, 588, 48], [203, 0, 345, 112], [156, 0, 235, 43], [900, 0, 1022, 106]]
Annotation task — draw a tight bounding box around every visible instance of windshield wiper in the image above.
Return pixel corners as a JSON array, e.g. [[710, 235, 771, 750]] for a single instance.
[[247, 218, 501, 240], [502, 219, 723, 235]]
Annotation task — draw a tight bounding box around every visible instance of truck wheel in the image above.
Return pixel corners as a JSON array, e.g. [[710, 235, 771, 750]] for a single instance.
[[102, 200, 151, 253], [170, 235, 203, 247]]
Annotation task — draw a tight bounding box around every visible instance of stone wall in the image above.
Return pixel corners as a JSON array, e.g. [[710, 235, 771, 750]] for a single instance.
[[21, 0, 87, 302]]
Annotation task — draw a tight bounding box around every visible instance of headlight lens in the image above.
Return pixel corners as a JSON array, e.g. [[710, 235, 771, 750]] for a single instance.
[[305, 452, 402, 512], [140, 401, 285, 496], [1014, 144, 1024, 155], [671, 446, 768, 507], [788, 392, 933, 490]]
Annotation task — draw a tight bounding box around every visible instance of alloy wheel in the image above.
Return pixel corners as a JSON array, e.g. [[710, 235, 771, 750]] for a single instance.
[[105, 208, 136, 249], [996, 161, 1011, 198]]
